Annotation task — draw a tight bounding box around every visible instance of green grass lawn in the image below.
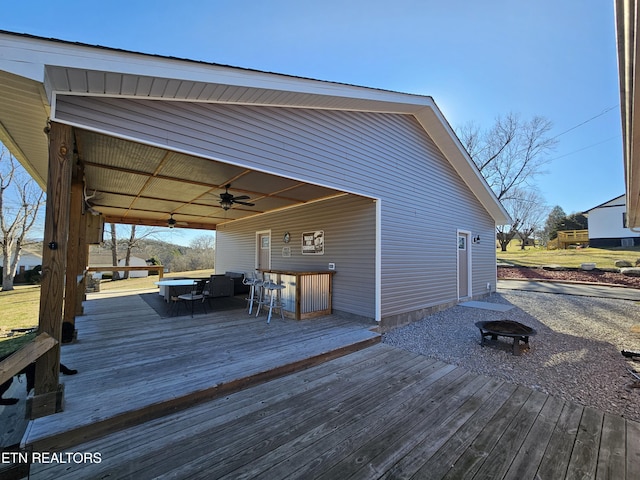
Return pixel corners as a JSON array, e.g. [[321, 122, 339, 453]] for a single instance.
[[497, 244, 640, 268]]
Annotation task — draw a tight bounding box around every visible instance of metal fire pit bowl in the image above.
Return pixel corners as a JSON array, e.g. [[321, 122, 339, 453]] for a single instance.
[[475, 320, 537, 356]]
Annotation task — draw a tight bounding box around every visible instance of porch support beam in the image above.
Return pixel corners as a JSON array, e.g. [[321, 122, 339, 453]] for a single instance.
[[63, 164, 84, 331], [76, 217, 89, 317], [29, 122, 74, 419]]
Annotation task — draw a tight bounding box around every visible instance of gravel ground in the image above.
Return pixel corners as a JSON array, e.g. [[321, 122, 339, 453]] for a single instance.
[[382, 290, 640, 423]]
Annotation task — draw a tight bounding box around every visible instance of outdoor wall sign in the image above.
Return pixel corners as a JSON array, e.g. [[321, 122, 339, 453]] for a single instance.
[[302, 230, 324, 255]]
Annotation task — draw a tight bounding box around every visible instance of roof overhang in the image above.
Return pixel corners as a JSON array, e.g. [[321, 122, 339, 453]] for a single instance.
[[0, 30, 510, 229], [615, 0, 640, 228]]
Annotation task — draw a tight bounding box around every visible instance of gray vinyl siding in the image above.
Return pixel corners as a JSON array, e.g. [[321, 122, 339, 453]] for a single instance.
[[215, 195, 376, 319], [55, 96, 497, 320]]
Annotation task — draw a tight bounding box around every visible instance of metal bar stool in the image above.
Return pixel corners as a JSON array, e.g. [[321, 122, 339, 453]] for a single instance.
[[243, 272, 262, 315], [255, 280, 285, 323]]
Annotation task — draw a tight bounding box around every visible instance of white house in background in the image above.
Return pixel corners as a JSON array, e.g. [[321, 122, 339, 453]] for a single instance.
[[0, 248, 42, 274], [118, 256, 149, 278], [585, 194, 640, 247]]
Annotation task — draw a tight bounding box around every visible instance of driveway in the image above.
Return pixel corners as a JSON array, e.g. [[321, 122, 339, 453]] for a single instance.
[[497, 278, 640, 301]]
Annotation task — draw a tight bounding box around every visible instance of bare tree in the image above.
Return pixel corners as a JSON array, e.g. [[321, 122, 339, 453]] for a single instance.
[[106, 224, 165, 279], [496, 188, 548, 252], [496, 223, 520, 252], [122, 225, 137, 280], [458, 113, 557, 201], [0, 147, 45, 291], [109, 223, 121, 281], [514, 190, 548, 250]]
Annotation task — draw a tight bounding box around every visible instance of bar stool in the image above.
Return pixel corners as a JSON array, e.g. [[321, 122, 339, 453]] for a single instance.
[[256, 280, 285, 323], [243, 272, 262, 315]]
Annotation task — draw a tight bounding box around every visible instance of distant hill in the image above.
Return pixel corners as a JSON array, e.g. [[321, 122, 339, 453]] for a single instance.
[[17, 237, 215, 273], [90, 238, 214, 273]]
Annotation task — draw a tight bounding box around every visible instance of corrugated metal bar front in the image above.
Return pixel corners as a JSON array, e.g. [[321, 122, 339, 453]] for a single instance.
[[300, 273, 330, 314]]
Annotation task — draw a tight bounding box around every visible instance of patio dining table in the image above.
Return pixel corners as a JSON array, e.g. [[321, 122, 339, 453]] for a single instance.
[[154, 279, 202, 303]]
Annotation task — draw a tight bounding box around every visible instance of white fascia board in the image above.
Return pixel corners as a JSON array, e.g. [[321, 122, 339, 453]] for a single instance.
[[585, 194, 626, 212], [0, 32, 432, 112]]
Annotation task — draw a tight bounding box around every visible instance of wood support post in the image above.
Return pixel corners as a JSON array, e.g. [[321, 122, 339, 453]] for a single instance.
[[63, 170, 83, 329], [32, 122, 74, 418], [76, 242, 88, 316]]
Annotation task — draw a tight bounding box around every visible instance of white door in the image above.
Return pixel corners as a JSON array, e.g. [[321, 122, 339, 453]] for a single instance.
[[257, 231, 271, 272], [457, 231, 471, 299]]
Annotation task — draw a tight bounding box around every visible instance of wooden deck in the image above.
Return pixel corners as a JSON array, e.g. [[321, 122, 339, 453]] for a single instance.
[[14, 287, 640, 479], [21, 288, 380, 453], [27, 342, 640, 479]]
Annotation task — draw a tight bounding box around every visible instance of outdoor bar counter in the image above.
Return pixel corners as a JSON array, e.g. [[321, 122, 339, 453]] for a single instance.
[[260, 269, 335, 320]]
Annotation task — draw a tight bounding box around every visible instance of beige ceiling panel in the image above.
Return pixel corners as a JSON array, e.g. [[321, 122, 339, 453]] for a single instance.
[[85, 167, 150, 194], [160, 152, 245, 185], [77, 130, 167, 174], [231, 171, 301, 195], [95, 206, 136, 218], [177, 203, 225, 216], [142, 177, 212, 201], [131, 197, 186, 213], [92, 192, 137, 209]]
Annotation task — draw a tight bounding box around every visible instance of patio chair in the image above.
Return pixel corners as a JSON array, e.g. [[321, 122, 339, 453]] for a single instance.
[[177, 279, 208, 317]]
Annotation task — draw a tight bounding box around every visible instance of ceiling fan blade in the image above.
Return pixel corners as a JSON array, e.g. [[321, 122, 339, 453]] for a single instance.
[[232, 195, 250, 201], [233, 200, 255, 206]]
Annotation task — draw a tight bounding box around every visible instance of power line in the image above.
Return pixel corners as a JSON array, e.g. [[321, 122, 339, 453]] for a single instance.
[[550, 105, 619, 141], [547, 134, 620, 162]]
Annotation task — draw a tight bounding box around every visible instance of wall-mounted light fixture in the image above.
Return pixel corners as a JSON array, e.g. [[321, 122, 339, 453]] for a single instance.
[[472, 235, 481, 244]]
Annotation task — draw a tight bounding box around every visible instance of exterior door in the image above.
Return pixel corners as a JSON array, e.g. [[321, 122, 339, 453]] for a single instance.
[[257, 231, 271, 271], [457, 231, 470, 299]]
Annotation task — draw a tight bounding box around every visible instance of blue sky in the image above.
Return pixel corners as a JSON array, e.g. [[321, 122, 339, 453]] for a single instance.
[[2, 0, 622, 245]]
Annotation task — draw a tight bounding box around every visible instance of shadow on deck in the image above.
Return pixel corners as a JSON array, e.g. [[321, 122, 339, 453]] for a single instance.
[[21, 288, 380, 454]]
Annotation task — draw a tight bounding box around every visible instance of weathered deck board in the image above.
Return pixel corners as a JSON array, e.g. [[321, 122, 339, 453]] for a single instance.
[[627, 418, 640, 479], [22, 289, 380, 452], [566, 407, 604, 479], [395, 383, 519, 479], [503, 394, 566, 480], [30, 344, 640, 480], [596, 413, 627, 480], [536, 401, 586, 479]]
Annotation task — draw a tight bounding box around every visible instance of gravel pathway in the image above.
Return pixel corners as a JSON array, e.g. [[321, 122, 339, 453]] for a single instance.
[[382, 290, 640, 423]]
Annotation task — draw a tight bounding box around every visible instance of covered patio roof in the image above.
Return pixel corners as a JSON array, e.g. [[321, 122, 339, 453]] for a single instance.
[[0, 30, 510, 229]]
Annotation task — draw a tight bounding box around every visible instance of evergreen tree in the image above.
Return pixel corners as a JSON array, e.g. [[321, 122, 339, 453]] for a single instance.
[[543, 206, 566, 242]]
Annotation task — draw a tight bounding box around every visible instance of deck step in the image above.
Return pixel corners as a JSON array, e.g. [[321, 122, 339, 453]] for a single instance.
[[23, 334, 380, 453]]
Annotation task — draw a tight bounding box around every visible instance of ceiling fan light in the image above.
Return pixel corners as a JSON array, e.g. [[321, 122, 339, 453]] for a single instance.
[[220, 199, 232, 210]]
